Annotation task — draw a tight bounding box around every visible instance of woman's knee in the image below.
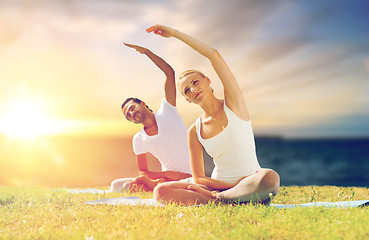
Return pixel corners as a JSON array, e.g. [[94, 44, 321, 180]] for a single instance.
[[153, 182, 172, 201], [260, 169, 280, 193]]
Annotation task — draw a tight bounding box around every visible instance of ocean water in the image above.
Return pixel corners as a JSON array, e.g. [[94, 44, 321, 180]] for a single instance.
[[202, 137, 369, 187], [1, 135, 368, 187], [254, 137, 369, 187]]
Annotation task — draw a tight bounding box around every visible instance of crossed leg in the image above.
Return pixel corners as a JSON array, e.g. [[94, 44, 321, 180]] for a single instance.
[[154, 181, 214, 206], [218, 168, 280, 203], [154, 168, 280, 206], [110, 175, 166, 193]]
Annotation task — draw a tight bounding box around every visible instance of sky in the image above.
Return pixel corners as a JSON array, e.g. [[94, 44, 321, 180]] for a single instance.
[[1, 0, 369, 138]]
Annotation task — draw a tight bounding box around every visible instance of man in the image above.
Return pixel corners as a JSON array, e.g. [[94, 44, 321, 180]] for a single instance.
[[110, 43, 191, 192]]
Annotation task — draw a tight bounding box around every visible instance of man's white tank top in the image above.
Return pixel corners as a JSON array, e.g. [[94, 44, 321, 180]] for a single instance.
[[195, 102, 261, 184]]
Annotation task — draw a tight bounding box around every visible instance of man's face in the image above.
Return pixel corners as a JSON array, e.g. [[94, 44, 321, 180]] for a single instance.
[[122, 100, 147, 124]]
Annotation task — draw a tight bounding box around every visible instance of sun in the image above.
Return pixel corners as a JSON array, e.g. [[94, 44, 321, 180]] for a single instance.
[[0, 98, 59, 140]]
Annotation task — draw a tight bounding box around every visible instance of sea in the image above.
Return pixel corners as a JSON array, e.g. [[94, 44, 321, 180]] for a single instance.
[[255, 137, 369, 187], [1, 135, 368, 187], [204, 137, 369, 187]]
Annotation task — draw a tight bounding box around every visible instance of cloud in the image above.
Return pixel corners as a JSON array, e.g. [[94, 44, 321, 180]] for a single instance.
[[242, 41, 369, 98], [1, 0, 368, 137], [365, 59, 369, 72]]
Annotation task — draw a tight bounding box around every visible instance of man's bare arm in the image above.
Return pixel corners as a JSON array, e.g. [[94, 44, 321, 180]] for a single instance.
[[123, 43, 176, 106]]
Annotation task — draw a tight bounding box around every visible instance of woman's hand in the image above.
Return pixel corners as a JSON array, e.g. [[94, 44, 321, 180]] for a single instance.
[[123, 42, 148, 54], [146, 25, 176, 38], [187, 184, 218, 199], [211, 190, 220, 199]]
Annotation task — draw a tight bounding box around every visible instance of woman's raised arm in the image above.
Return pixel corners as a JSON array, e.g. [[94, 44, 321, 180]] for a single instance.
[[146, 25, 249, 120]]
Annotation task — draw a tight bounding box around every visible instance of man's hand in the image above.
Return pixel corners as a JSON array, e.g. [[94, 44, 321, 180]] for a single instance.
[[123, 42, 148, 54], [139, 171, 156, 179], [133, 175, 149, 185], [133, 175, 163, 190], [163, 171, 191, 181]]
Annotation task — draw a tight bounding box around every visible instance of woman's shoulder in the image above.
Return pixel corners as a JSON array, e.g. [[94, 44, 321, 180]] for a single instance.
[[188, 121, 200, 137], [188, 122, 203, 145], [188, 122, 197, 133]]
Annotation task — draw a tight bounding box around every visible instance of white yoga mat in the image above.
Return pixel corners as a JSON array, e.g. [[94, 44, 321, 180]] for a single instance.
[[86, 196, 161, 206], [66, 188, 112, 194], [86, 197, 369, 208], [271, 200, 369, 209]]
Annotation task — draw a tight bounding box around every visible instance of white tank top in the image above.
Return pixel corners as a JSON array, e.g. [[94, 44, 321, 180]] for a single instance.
[[196, 102, 261, 184]]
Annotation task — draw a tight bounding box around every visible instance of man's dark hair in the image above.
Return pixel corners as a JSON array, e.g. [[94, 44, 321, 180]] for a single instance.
[[121, 97, 153, 112]]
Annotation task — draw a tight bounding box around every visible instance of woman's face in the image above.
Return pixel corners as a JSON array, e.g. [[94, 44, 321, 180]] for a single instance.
[[179, 72, 211, 104]]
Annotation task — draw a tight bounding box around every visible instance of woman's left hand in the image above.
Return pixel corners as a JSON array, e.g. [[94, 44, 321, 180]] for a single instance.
[[211, 190, 220, 199], [187, 184, 218, 199], [146, 24, 176, 38]]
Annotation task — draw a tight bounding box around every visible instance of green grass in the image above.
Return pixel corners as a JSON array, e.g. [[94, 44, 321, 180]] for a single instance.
[[1, 186, 368, 240]]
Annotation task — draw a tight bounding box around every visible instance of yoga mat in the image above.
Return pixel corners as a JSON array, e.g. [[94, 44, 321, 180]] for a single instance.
[[271, 200, 369, 209], [86, 196, 161, 206], [86, 197, 369, 208], [66, 188, 112, 194]]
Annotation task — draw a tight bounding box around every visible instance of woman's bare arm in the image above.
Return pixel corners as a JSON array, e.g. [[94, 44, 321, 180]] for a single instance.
[[187, 124, 236, 190], [146, 25, 249, 120]]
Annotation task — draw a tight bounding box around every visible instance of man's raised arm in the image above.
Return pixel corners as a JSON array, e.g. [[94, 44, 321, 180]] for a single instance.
[[123, 43, 176, 106]]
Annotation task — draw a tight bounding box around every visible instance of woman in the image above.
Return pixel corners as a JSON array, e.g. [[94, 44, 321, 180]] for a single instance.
[[147, 25, 280, 206]]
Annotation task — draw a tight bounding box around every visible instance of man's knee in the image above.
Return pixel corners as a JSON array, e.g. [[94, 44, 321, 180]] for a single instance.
[[110, 178, 134, 193], [110, 179, 123, 192]]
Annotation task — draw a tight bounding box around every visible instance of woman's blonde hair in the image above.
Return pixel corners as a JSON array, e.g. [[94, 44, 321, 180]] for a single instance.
[[179, 69, 214, 94], [179, 69, 205, 80]]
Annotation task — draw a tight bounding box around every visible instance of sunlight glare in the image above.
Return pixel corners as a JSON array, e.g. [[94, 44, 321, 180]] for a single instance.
[[0, 98, 59, 140]]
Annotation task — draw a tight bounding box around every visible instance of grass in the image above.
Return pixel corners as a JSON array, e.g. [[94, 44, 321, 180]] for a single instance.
[[0, 186, 368, 240]]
